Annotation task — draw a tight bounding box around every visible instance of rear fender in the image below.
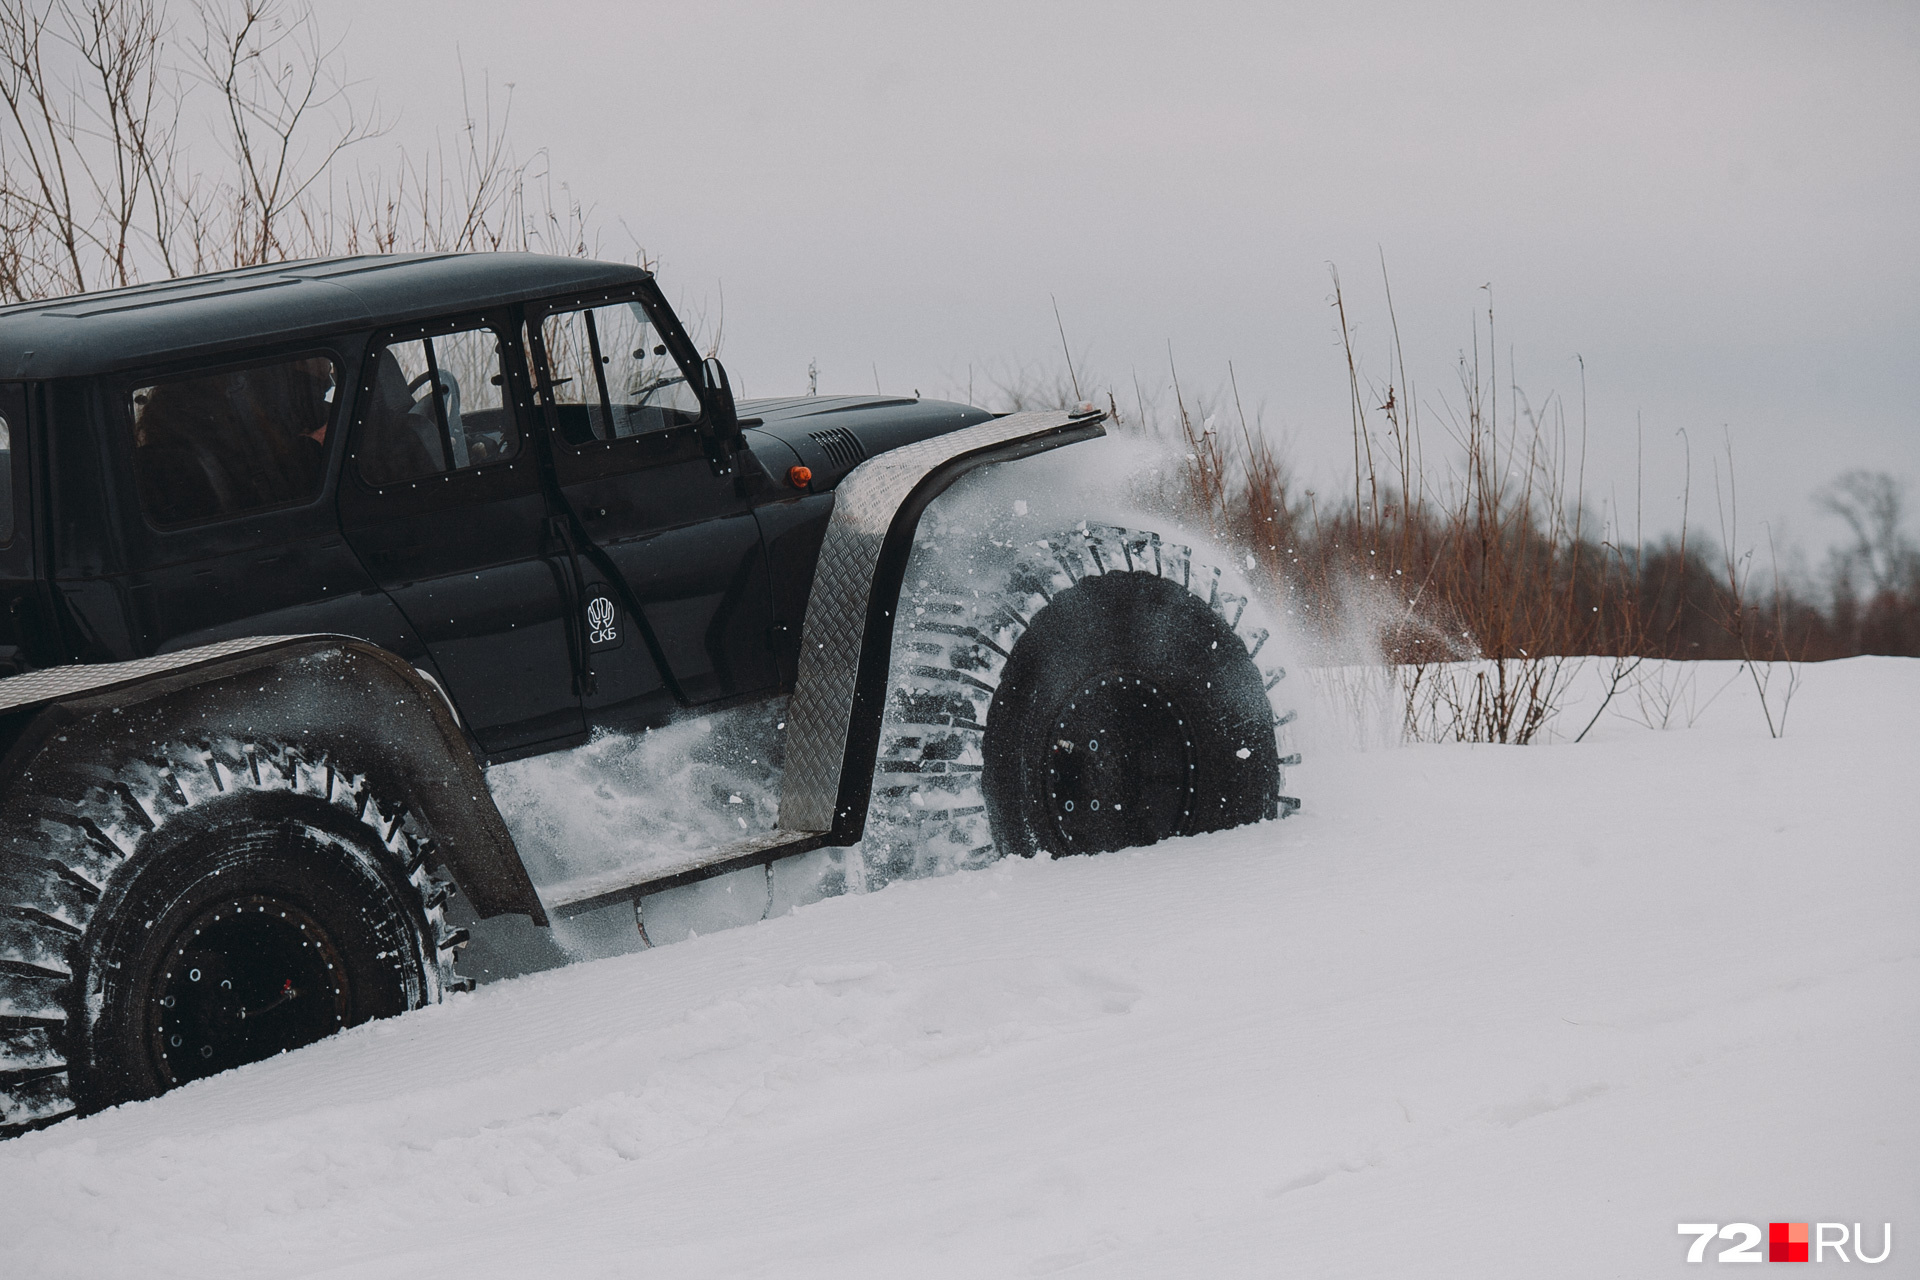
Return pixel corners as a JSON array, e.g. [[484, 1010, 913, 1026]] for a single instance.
[[0, 636, 544, 922]]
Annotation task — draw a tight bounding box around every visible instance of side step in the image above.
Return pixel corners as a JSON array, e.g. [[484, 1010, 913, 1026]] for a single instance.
[[536, 827, 834, 918]]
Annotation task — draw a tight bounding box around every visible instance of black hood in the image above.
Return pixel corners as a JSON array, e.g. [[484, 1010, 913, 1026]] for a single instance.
[[740, 393, 995, 490]]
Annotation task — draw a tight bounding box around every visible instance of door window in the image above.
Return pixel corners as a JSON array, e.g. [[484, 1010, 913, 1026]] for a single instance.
[[355, 326, 520, 486], [534, 303, 701, 445], [127, 355, 337, 527]]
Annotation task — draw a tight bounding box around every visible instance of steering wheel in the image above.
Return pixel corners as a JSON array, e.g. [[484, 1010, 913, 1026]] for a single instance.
[[406, 368, 461, 411], [405, 369, 467, 466]]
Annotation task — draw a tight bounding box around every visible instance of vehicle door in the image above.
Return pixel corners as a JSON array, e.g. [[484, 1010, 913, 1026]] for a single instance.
[[338, 313, 584, 756], [527, 294, 775, 724]]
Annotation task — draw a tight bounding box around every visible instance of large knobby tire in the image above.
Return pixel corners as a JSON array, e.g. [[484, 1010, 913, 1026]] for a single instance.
[[866, 524, 1299, 885], [0, 743, 468, 1134]]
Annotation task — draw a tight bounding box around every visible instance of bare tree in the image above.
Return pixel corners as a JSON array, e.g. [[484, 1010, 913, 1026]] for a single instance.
[[0, 0, 181, 296], [1820, 470, 1917, 596], [187, 0, 379, 269], [1, 0, 594, 305]]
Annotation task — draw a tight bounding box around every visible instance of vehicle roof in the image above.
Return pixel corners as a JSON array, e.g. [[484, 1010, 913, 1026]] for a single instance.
[[0, 253, 653, 380]]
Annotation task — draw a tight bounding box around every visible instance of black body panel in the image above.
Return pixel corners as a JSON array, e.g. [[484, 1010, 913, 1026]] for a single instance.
[[340, 472, 582, 755], [738, 394, 995, 683], [545, 404, 773, 717], [742, 394, 994, 490]]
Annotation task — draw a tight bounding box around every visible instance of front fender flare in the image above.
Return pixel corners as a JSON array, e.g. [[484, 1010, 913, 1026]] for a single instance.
[[778, 407, 1107, 841]]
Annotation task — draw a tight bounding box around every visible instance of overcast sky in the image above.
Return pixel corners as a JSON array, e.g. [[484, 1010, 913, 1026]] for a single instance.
[[334, 0, 1917, 553]]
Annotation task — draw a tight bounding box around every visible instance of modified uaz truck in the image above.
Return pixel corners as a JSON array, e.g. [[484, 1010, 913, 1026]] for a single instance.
[[0, 253, 1297, 1132]]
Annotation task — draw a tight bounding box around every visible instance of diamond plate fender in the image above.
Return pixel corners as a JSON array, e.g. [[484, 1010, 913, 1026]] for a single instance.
[[0, 634, 299, 716], [779, 408, 1107, 838]]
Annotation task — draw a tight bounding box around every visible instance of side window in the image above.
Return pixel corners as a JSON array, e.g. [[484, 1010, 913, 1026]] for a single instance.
[[534, 303, 701, 445], [355, 326, 519, 487], [0, 383, 19, 544], [129, 355, 337, 528]]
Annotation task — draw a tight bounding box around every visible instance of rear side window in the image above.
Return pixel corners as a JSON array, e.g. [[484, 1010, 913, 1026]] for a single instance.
[[129, 356, 337, 527], [354, 326, 520, 486], [0, 383, 19, 544]]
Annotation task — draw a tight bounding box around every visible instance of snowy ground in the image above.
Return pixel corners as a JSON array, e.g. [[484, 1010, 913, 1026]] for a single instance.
[[0, 657, 1913, 1277]]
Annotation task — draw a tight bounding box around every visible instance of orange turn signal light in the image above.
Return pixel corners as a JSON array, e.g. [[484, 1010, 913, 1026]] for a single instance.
[[788, 465, 813, 489]]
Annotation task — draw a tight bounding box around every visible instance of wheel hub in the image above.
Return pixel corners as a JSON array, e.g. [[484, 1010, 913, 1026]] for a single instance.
[[148, 894, 351, 1086], [1044, 674, 1196, 855]]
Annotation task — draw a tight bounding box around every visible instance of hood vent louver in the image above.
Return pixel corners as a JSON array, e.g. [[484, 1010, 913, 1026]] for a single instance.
[[807, 427, 867, 471]]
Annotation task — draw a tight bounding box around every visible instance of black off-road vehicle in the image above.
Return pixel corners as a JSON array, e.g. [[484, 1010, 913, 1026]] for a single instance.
[[0, 253, 1297, 1131]]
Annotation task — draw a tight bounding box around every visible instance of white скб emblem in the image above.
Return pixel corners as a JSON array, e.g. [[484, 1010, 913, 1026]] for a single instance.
[[587, 596, 618, 645]]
